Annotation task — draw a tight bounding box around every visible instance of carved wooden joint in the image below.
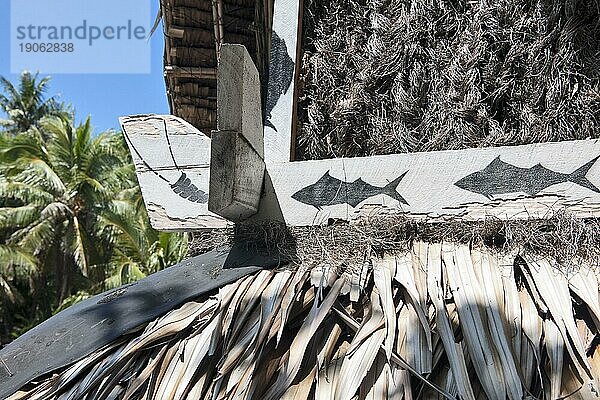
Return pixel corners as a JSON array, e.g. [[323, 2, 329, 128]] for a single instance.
[[209, 44, 266, 222]]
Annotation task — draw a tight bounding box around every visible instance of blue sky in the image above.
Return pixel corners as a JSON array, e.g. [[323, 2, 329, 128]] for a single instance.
[[0, 0, 169, 133]]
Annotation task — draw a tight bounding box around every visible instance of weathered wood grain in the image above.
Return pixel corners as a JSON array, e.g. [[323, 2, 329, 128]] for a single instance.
[[263, 0, 302, 163], [119, 114, 229, 231], [253, 140, 600, 226], [210, 45, 265, 221], [122, 115, 600, 229], [210, 131, 265, 221], [217, 44, 264, 157]]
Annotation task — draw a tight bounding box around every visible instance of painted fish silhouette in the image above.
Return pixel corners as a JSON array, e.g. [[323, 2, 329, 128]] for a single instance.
[[123, 120, 209, 205], [265, 31, 294, 131], [292, 171, 409, 209], [455, 156, 600, 198], [171, 172, 208, 204]]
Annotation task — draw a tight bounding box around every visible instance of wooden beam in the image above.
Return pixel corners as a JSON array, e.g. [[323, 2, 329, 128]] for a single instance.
[[210, 131, 265, 221], [164, 65, 217, 79], [209, 44, 265, 222], [252, 140, 600, 226], [119, 114, 229, 231], [167, 26, 185, 38], [262, 0, 302, 164], [216, 44, 264, 157], [211, 0, 224, 58]]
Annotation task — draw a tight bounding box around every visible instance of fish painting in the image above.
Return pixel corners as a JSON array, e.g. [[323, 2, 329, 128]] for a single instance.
[[265, 31, 295, 131], [171, 172, 209, 204], [292, 171, 409, 209], [123, 120, 209, 205], [455, 156, 600, 198]]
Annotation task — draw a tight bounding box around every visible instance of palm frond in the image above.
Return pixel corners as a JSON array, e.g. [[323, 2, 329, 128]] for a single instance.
[[0, 130, 45, 164], [13, 157, 67, 196], [71, 216, 90, 277], [8, 243, 600, 399], [0, 76, 20, 107], [0, 181, 54, 205], [0, 245, 38, 277], [14, 219, 57, 252], [0, 275, 25, 305], [0, 205, 39, 229]]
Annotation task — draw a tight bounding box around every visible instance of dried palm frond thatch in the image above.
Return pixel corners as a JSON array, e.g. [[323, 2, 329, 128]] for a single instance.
[[8, 242, 600, 399]]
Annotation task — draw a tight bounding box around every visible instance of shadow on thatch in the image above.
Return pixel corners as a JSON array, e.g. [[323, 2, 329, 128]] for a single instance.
[[0, 249, 269, 399]]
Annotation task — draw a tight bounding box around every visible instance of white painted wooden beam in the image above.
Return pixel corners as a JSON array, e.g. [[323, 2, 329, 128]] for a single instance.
[[263, 0, 302, 164], [253, 140, 600, 226], [119, 114, 229, 231], [209, 44, 265, 222], [121, 115, 600, 228]]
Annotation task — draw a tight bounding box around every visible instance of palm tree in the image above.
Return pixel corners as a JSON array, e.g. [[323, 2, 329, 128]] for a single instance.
[[0, 115, 189, 339], [0, 72, 67, 135], [54, 189, 188, 312], [0, 117, 125, 305], [100, 192, 188, 289]]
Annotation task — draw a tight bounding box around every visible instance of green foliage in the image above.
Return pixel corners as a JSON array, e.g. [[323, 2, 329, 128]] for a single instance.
[[0, 71, 69, 135], [0, 75, 188, 343]]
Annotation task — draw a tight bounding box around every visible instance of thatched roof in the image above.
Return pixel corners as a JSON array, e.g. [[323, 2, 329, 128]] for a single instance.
[[3, 218, 600, 399], [160, 0, 273, 132], [2, 1, 600, 398], [296, 0, 600, 160], [5, 238, 600, 399]]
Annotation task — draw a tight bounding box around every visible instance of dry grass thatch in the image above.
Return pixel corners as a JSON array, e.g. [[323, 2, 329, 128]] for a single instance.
[[160, 0, 272, 132], [191, 213, 600, 274], [8, 242, 600, 399], [296, 0, 600, 159]]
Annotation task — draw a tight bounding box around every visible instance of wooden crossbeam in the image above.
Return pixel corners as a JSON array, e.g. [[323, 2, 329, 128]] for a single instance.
[[253, 140, 600, 225], [122, 115, 600, 229], [125, 1, 600, 231]]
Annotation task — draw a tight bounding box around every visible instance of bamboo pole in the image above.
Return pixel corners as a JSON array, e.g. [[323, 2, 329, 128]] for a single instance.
[[212, 0, 224, 59], [164, 66, 217, 79]]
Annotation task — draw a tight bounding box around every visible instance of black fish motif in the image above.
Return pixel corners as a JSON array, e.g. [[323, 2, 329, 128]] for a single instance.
[[171, 172, 209, 204], [123, 120, 209, 206], [265, 31, 295, 131], [455, 156, 600, 198], [292, 171, 409, 209]]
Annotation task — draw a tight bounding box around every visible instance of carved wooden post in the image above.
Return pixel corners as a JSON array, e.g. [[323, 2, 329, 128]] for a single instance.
[[209, 44, 266, 222]]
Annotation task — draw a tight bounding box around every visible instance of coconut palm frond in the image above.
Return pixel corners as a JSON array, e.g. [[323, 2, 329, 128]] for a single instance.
[[0, 72, 65, 134], [9, 242, 600, 399], [71, 216, 90, 277], [100, 205, 147, 262], [0, 181, 54, 205], [13, 158, 67, 196], [0, 276, 25, 305], [14, 218, 57, 251], [0, 205, 39, 230], [0, 245, 38, 277], [0, 130, 45, 164]]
